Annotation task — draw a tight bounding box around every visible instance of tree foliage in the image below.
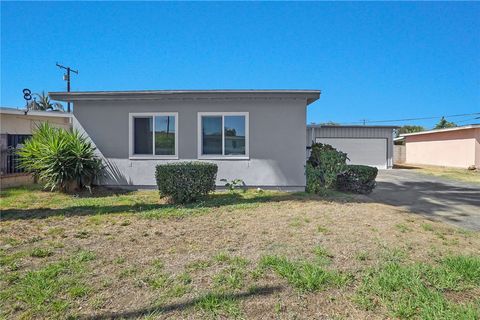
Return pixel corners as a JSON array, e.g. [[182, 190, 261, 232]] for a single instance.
[[434, 117, 457, 129], [397, 125, 425, 137], [28, 91, 64, 111]]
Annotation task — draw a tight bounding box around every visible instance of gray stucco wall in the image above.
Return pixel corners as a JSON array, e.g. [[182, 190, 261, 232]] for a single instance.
[[73, 98, 308, 187], [306, 126, 396, 168]]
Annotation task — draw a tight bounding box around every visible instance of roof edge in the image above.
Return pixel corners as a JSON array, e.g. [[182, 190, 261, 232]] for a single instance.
[[400, 124, 480, 137], [0, 107, 72, 118], [48, 89, 321, 105], [307, 124, 399, 129]]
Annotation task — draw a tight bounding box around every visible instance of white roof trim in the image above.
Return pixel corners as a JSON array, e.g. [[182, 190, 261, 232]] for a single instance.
[[49, 89, 321, 105], [400, 124, 480, 137], [0, 107, 72, 118]]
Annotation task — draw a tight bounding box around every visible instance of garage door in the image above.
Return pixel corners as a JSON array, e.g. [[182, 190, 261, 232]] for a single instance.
[[315, 138, 387, 169]]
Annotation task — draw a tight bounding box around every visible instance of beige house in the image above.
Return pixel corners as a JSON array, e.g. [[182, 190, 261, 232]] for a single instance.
[[0, 107, 72, 187], [0, 107, 71, 135], [402, 124, 480, 169]]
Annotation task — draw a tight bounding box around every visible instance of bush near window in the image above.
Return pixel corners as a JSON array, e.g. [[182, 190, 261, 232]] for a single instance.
[[18, 123, 103, 192], [155, 162, 218, 203], [336, 165, 378, 194], [306, 143, 348, 192]]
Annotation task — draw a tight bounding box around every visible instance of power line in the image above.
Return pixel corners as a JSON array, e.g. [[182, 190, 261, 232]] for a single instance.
[[455, 116, 480, 124], [339, 112, 480, 125]]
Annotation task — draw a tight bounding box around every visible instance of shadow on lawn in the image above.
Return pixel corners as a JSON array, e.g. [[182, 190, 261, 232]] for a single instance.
[[0, 190, 351, 221], [79, 285, 283, 320]]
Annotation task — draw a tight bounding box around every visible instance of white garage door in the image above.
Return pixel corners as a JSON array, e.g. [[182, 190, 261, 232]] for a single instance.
[[315, 138, 387, 169]]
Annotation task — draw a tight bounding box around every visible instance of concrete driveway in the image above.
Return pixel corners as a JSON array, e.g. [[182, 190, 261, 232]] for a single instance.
[[366, 169, 480, 231]]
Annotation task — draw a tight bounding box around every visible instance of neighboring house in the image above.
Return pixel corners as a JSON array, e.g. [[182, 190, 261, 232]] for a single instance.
[[49, 90, 320, 189], [306, 125, 398, 169], [0, 107, 72, 187], [401, 124, 480, 169]]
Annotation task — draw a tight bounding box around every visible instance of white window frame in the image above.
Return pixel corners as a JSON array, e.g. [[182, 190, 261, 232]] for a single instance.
[[197, 112, 249, 160], [129, 112, 179, 160]]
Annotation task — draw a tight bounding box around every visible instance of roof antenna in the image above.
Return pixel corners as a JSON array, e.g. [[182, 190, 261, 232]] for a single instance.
[[56, 62, 78, 113]]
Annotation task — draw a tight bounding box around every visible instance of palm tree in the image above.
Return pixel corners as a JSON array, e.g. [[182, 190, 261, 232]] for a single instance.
[[29, 91, 64, 111]]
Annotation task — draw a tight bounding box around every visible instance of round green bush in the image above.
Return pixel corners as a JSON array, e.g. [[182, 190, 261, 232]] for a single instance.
[[155, 162, 218, 203]]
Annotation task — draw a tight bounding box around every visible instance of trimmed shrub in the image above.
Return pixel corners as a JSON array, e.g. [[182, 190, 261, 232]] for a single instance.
[[18, 123, 103, 192], [336, 165, 378, 194], [306, 163, 324, 194], [306, 143, 348, 192], [155, 162, 218, 203]]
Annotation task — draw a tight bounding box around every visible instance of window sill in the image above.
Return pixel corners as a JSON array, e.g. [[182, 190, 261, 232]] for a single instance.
[[197, 156, 250, 160], [129, 155, 179, 160]]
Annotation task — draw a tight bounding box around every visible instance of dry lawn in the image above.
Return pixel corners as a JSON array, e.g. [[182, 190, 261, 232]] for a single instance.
[[1, 186, 479, 319], [396, 164, 480, 184]]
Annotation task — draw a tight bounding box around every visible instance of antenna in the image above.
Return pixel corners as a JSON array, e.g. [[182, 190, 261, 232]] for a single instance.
[[56, 62, 78, 113]]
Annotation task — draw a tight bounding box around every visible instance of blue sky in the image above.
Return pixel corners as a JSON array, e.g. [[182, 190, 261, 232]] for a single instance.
[[1, 2, 479, 128]]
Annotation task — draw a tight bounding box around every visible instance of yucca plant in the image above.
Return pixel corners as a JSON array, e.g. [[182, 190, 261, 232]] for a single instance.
[[18, 123, 103, 192]]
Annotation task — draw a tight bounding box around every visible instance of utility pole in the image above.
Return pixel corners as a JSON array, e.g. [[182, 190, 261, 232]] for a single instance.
[[56, 62, 78, 113]]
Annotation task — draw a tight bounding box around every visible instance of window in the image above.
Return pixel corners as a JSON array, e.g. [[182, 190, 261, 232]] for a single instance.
[[198, 112, 249, 159], [129, 113, 178, 159]]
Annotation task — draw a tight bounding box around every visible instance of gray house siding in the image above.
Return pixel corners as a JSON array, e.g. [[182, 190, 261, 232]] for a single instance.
[[306, 126, 396, 168], [72, 97, 309, 188]]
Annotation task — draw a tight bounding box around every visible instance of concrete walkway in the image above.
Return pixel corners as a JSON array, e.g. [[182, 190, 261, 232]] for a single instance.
[[366, 169, 480, 231]]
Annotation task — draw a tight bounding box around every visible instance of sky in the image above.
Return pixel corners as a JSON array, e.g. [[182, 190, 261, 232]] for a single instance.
[[1, 2, 479, 128]]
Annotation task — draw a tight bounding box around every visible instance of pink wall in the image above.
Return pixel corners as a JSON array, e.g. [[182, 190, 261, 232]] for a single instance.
[[405, 128, 480, 169]]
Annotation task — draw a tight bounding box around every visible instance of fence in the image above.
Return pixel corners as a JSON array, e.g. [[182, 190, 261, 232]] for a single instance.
[[0, 134, 32, 175], [394, 145, 406, 164]]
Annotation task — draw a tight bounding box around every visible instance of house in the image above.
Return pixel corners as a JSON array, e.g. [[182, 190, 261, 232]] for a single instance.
[[401, 124, 480, 169], [306, 125, 398, 169], [0, 107, 72, 187], [49, 90, 321, 190]]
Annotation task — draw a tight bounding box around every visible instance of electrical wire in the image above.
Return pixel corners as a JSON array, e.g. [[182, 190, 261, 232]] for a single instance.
[[337, 112, 480, 125]]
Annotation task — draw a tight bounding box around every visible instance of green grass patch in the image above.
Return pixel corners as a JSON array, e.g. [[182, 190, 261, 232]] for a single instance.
[[141, 261, 192, 300], [1, 186, 294, 222], [355, 255, 480, 318], [355, 251, 369, 262], [0, 250, 95, 318], [186, 259, 212, 271], [395, 223, 411, 233], [214, 266, 247, 291], [29, 247, 53, 258], [195, 292, 242, 318], [421, 223, 434, 232], [0, 249, 26, 270], [213, 252, 249, 267], [260, 255, 350, 292]]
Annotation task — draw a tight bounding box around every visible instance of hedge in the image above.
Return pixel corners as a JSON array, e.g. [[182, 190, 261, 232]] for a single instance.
[[306, 143, 348, 191], [155, 162, 218, 203], [336, 165, 378, 194]]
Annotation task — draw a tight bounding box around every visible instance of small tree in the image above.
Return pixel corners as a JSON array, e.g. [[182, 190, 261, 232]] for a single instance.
[[29, 91, 64, 111], [434, 117, 457, 129], [18, 123, 103, 192], [397, 125, 425, 137]]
